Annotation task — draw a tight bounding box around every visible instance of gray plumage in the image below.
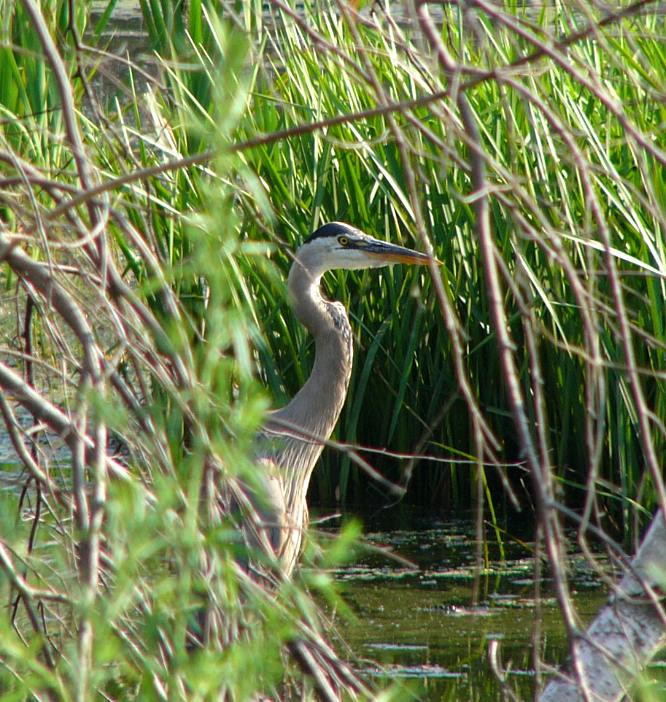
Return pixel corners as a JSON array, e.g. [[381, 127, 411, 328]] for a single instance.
[[256, 222, 430, 575]]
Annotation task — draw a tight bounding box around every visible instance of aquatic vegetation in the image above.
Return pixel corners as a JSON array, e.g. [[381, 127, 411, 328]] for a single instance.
[[0, 0, 665, 699]]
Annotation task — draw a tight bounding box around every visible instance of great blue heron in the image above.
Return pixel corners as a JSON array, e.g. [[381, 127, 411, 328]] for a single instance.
[[255, 222, 430, 576]]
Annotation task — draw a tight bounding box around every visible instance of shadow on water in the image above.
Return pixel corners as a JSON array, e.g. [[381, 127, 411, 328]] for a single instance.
[[319, 507, 608, 700]]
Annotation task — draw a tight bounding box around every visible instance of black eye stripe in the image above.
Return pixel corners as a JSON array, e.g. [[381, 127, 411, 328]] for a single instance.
[[303, 222, 355, 244]]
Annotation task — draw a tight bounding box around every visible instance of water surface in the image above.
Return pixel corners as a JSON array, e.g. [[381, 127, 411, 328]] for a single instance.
[[323, 510, 608, 700]]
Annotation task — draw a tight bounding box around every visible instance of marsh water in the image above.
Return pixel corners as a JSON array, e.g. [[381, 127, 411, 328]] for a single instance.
[[323, 507, 607, 700]]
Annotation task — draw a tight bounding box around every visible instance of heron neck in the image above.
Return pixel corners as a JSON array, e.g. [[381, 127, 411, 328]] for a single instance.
[[281, 261, 353, 441]]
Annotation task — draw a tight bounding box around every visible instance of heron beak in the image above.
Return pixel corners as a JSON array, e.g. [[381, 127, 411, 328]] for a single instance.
[[363, 240, 433, 265]]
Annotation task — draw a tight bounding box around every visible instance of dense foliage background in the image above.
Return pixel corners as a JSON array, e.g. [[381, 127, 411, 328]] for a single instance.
[[0, 0, 665, 699]]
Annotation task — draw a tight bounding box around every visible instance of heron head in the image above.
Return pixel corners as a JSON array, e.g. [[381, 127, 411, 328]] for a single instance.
[[297, 222, 431, 275]]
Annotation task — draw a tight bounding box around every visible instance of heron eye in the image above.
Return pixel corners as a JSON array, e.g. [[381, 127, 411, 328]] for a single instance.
[[338, 236, 349, 246]]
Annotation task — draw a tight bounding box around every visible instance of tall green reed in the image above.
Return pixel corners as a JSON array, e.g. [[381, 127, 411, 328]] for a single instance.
[[217, 1, 666, 539]]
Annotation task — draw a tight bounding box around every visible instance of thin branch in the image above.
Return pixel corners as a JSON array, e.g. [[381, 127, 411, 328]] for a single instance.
[[0, 540, 61, 670]]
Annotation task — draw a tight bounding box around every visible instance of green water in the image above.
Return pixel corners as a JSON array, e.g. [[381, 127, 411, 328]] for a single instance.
[[324, 511, 608, 700]]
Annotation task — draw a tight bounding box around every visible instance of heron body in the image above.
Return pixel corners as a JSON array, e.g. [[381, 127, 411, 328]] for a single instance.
[[258, 222, 429, 575]]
